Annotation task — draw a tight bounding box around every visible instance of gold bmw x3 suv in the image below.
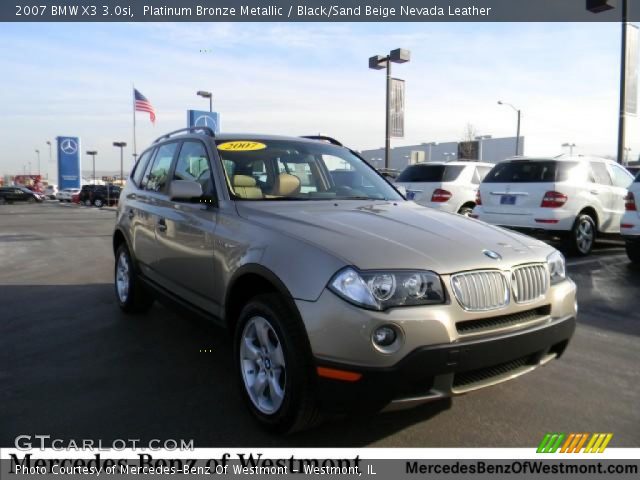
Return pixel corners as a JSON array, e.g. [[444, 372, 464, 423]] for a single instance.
[[112, 128, 577, 432]]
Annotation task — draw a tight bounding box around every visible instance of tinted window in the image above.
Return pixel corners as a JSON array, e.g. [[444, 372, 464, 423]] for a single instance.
[[484, 161, 580, 183], [590, 162, 612, 185], [144, 143, 178, 192], [397, 165, 464, 183], [132, 149, 153, 186], [174, 141, 215, 195]]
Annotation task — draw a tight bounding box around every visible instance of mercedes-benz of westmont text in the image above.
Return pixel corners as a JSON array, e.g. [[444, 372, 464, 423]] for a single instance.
[[621, 172, 640, 263], [473, 156, 635, 256], [396, 161, 494, 216], [112, 129, 577, 432]]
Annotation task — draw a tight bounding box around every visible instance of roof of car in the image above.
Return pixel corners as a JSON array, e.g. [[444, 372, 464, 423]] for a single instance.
[[502, 155, 612, 163], [408, 161, 494, 167], [158, 132, 341, 145]]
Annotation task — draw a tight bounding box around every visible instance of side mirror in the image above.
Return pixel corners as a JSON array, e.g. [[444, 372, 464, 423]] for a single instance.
[[169, 180, 203, 201]]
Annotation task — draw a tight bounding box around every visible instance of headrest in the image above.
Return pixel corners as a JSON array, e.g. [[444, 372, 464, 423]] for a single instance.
[[275, 173, 301, 196], [233, 175, 257, 187]]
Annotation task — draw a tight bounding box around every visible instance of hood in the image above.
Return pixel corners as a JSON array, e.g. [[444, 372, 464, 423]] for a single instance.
[[236, 200, 553, 274]]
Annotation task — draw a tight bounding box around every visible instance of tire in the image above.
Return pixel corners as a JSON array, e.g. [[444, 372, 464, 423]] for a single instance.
[[0, 197, 6, 205], [84, 199, 92, 207], [626, 240, 640, 264], [114, 244, 154, 313], [457, 205, 474, 217], [94, 198, 104, 208], [27, 197, 36, 203], [566, 213, 596, 256], [234, 293, 320, 433]]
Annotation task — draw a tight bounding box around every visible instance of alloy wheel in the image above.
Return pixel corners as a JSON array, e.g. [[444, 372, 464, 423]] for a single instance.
[[239, 316, 286, 415], [576, 217, 594, 254], [115, 251, 130, 303]]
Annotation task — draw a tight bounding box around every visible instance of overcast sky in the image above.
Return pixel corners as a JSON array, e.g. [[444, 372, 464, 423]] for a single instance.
[[0, 22, 636, 178]]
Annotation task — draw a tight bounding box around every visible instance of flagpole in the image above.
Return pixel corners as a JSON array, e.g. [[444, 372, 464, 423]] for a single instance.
[[132, 84, 137, 159]]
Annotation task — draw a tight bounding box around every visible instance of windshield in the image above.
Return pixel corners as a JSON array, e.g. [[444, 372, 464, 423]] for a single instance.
[[396, 164, 464, 183], [215, 139, 402, 201]]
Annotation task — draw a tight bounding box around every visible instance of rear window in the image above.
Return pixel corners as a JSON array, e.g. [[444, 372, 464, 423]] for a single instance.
[[484, 161, 580, 183], [397, 165, 464, 183]]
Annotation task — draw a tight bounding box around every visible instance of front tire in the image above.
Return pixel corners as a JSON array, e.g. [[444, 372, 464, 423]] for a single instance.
[[94, 198, 104, 208], [234, 294, 319, 433], [626, 240, 640, 264], [566, 214, 596, 256], [114, 244, 154, 313]]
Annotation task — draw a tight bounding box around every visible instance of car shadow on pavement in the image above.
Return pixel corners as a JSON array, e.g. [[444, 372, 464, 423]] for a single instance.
[[1, 284, 451, 448]]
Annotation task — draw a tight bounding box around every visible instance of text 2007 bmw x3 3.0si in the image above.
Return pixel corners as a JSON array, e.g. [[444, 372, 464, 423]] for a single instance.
[[112, 128, 577, 433]]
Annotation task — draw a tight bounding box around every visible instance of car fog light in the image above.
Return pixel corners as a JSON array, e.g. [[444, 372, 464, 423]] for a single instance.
[[373, 326, 397, 347]]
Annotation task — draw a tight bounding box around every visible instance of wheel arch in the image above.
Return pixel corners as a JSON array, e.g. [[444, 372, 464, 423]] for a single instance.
[[578, 206, 599, 231]]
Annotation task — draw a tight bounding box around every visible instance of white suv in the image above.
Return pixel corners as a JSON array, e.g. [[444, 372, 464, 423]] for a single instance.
[[473, 156, 635, 255], [621, 173, 640, 263], [396, 161, 494, 216]]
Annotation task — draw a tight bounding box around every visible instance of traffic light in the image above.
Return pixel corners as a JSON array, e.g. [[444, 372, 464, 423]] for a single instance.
[[586, 0, 615, 13]]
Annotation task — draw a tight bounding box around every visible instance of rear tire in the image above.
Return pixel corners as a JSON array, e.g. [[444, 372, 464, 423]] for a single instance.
[[566, 214, 596, 256], [626, 240, 640, 264], [84, 199, 92, 206], [114, 244, 154, 313], [457, 205, 474, 217], [234, 293, 320, 433]]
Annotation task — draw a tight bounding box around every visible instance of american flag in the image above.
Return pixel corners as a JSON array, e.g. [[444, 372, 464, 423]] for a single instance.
[[134, 88, 156, 124]]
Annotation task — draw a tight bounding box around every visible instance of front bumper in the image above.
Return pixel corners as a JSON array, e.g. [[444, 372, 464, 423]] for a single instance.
[[296, 276, 577, 413], [314, 314, 575, 413]]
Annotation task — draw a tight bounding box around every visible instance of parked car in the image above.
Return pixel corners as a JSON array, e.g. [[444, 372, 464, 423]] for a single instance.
[[71, 192, 80, 204], [113, 129, 577, 432], [473, 156, 635, 256], [44, 184, 58, 199], [621, 174, 640, 263], [377, 168, 401, 181], [58, 187, 81, 202], [0, 186, 45, 204], [78, 184, 121, 207], [396, 161, 494, 216]]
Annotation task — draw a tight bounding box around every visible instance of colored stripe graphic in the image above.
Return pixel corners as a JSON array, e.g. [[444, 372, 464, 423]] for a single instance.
[[538, 433, 613, 453]]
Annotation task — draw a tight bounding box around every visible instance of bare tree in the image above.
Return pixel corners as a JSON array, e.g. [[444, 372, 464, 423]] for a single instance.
[[459, 123, 478, 160]]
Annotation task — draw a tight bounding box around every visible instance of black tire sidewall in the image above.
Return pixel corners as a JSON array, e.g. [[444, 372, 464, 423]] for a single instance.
[[233, 295, 313, 432], [626, 241, 640, 263]]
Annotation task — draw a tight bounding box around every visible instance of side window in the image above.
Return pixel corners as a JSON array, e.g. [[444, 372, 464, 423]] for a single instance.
[[145, 143, 178, 193], [477, 166, 492, 183], [277, 157, 319, 193], [610, 164, 634, 188], [132, 149, 153, 186], [590, 162, 612, 186], [174, 141, 215, 195]]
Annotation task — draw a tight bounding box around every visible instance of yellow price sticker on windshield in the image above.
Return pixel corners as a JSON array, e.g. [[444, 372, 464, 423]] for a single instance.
[[218, 141, 266, 151]]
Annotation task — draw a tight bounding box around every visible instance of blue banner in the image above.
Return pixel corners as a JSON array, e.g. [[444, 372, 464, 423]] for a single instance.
[[57, 136, 82, 189], [187, 110, 220, 133]]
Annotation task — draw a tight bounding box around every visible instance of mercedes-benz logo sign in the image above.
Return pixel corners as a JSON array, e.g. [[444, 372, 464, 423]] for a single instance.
[[483, 249, 502, 260], [195, 115, 217, 130], [60, 139, 78, 155]]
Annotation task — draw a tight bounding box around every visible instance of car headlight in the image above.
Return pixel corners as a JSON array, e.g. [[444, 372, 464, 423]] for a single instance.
[[329, 267, 445, 310], [547, 250, 566, 285]]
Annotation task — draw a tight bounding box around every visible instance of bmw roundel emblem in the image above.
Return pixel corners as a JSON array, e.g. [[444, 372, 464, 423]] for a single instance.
[[483, 249, 502, 260]]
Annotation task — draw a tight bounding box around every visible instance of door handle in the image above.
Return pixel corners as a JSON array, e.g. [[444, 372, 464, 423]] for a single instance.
[[127, 209, 135, 219], [590, 190, 599, 195], [157, 218, 167, 232]]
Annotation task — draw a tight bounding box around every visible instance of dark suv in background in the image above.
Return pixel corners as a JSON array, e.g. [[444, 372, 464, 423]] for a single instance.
[[79, 185, 121, 207]]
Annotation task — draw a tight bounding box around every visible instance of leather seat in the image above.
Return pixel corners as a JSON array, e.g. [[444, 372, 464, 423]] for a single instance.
[[272, 174, 301, 196], [233, 175, 263, 199]]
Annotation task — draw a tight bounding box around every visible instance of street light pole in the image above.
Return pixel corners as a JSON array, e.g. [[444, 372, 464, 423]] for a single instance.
[[197, 90, 213, 112], [86, 150, 97, 184], [369, 48, 411, 170], [617, 0, 629, 164], [562, 142, 576, 156], [113, 142, 127, 186], [46, 141, 52, 180], [498, 100, 521, 156], [35, 150, 40, 176]]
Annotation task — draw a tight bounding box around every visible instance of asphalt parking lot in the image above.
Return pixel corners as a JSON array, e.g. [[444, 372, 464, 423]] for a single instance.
[[1, 202, 639, 447]]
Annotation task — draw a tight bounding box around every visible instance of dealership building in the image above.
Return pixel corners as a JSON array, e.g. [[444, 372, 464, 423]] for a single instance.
[[360, 135, 524, 171]]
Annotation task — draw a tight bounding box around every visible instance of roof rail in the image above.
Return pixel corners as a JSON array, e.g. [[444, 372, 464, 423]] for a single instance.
[[300, 135, 343, 147], [153, 126, 215, 144]]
